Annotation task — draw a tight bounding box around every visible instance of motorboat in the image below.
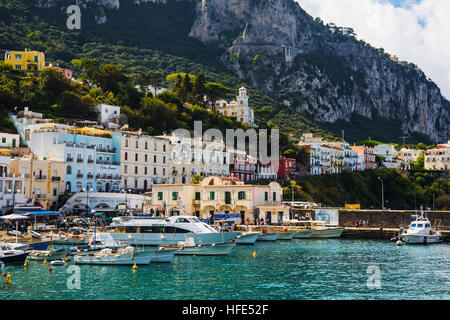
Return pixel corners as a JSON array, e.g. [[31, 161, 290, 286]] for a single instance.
[[73, 246, 175, 265], [0, 243, 29, 265], [274, 228, 295, 240], [171, 237, 235, 256], [292, 229, 314, 239], [400, 215, 443, 244], [235, 231, 260, 245], [96, 215, 240, 246], [309, 221, 344, 238], [256, 230, 279, 241]]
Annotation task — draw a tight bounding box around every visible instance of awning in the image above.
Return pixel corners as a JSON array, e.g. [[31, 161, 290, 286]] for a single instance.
[[213, 213, 240, 222], [15, 209, 60, 216]]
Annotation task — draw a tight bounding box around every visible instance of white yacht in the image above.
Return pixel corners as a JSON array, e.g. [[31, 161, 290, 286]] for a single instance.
[[400, 215, 443, 244], [95, 215, 240, 246]]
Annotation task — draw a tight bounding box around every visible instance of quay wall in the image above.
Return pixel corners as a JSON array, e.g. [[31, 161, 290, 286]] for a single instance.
[[338, 210, 450, 229]]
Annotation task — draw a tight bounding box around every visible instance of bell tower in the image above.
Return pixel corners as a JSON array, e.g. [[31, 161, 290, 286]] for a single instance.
[[237, 87, 248, 108]]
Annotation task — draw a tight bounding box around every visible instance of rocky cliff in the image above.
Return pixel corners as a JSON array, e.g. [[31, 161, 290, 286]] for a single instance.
[[188, 0, 449, 142], [33, 0, 449, 142]]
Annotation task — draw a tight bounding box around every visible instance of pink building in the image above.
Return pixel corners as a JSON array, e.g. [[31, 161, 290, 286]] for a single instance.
[[45, 65, 73, 81], [350, 145, 376, 170]]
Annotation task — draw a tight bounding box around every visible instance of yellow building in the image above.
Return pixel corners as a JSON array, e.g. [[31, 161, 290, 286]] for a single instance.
[[9, 157, 66, 210], [4, 49, 45, 73], [149, 176, 289, 224]]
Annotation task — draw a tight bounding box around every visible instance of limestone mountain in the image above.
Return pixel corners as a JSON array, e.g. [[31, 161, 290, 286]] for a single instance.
[[2, 0, 449, 143]]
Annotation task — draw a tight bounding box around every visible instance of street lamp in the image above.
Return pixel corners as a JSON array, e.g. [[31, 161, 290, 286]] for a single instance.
[[121, 188, 131, 215], [377, 176, 384, 210], [82, 187, 93, 215]]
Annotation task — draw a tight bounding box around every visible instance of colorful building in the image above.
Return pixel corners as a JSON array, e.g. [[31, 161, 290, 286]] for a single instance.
[[215, 87, 255, 127], [9, 157, 66, 210], [4, 49, 45, 73], [45, 65, 73, 81], [350, 145, 376, 170], [425, 141, 450, 171]]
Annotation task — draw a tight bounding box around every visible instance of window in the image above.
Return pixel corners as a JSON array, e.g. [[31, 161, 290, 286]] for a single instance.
[[124, 165, 128, 174], [172, 192, 178, 200], [163, 144, 166, 152], [411, 224, 416, 228], [154, 167, 157, 175], [210, 192, 215, 200], [238, 191, 246, 200], [158, 192, 163, 201], [53, 189, 57, 196], [145, 142, 148, 150], [265, 192, 268, 201], [144, 167, 147, 175], [15, 65, 21, 70], [273, 192, 276, 201], [135, 153, 138, 162], [225, 191, 231, 204], [145, 154, 148, 162], [163, 156, 166, 164], [66, 166, 72, 174], [125, 139, 129, 148], [135, 140, 139, 149], [135, 166, 138, 174], [417, 224, 423, 228], [124, 152, 128, 161], [195, 192, 201, 200], [15, 54, 22, 59], [154, 155, 157, 163], [1, 138, 5, 143]]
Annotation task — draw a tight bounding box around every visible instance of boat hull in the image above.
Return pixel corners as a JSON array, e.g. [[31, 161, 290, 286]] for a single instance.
[[74, 251, 154, 265], [27, 241, 50, 251], [293, 230, 314, 239], [310, 228, 344, 238], [235, 233, 259, 245], [102, 231, 240, 246], [28, 250, 69, 261], [0, 252, 29, 265], [53, 238, 89, 245], [175, 243, 235, 256], [400, 234, 443, 244], [257, 233, 279, 241], [276, 232, 295, 240]]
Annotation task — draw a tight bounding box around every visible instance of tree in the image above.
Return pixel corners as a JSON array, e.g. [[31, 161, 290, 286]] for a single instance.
[[93, 64, 129, 95], [191, 174, 203, 184], [148, 72, 162, 96], [205, 82, 229, 112], [192, 73, 207, 106], [38, 68, 70, 103]]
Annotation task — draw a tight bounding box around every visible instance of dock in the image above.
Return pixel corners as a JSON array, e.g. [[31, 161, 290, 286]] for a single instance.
[[342, 227, 450, 242]]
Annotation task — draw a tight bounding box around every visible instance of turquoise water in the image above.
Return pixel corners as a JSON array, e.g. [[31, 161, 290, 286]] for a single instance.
[[1, 239, 450, 300]]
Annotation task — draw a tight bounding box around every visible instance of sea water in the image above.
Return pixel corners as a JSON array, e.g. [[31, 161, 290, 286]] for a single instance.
[[1, 239, 450, 300]]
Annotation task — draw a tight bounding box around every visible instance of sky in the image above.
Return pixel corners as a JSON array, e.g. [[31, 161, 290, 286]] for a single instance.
[[295, 0, 450, 100]]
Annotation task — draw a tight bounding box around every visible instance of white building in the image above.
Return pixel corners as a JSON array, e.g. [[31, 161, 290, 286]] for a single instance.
[[425, 141, 450, 171], [165, 133, 230, 184], [398, 148, 424, 169], [121, 131, 171, 191], [215, 87, 255, 127], [95, 104, 121, 130], [0, 155, 26, 210], [0, 133, 20, 148], [9, 107, 55, 146], [374, 144, 401, 169]]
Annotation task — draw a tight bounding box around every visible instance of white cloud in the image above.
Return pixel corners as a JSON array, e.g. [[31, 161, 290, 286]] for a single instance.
[[295, 0, 450, 99]]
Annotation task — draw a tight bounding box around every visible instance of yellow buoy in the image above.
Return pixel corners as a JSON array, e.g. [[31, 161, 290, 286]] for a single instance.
[[24, 260, 28, 268], [64, 256, 69, 263], [132, 263, 138, 270], [43, 259, 48, 264], [253, 251, 257, 258], [5, 274, 11, 286]]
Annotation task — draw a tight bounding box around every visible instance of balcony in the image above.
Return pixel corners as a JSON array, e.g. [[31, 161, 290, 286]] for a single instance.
[[87, 159, 94, 164], [66, 157, 73, 162], [51, 176, 61, 182], [87, 173, 94, 179], [35, 175, 47, 181], [96, 147, 116, 154], [76, 173, 83, 178], [77, 158, 84, 163]]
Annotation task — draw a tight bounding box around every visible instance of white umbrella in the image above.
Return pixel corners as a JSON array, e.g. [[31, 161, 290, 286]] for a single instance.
[[0, 214, 29, 243], [0, 214, 29, 220]]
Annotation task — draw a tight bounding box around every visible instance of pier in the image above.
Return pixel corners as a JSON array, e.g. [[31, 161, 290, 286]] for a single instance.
[[342, 227, 450, 242]]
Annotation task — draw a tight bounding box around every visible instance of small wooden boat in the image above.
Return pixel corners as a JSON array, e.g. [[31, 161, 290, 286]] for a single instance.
[[166, 237, 236, 255], [50, 259, 66, 266], [28, 248, 70, 261], [74, 246, 175, 265], [275, 228, 295, 240]]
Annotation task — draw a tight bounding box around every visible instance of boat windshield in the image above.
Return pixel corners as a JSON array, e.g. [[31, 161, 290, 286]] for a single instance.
[[411, 224, 417, 227], [417, 224, 423, 228], [188, 217, 201, 223], [176, 218, 190, 223]]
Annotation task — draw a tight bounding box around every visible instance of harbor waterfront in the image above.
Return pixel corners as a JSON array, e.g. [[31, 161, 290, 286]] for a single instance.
[[1, 239, 450, 300]]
